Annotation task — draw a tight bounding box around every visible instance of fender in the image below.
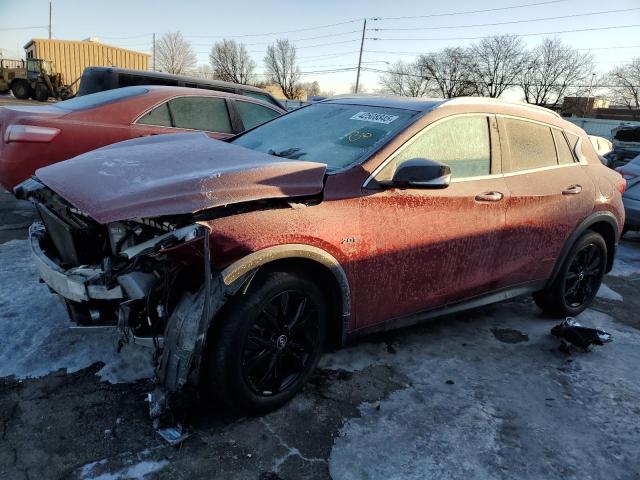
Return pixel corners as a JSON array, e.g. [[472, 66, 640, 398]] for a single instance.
[[545, 211, 619, 289], [221, 244, 352, 345]]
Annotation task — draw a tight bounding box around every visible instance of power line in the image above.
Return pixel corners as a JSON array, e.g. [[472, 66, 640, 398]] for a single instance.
[[371, 8, 640, 32], [183, 19, 363, 39], [0, 25, 48, 31], [99, 33, 153, 40], [362, 66, 639, 88], [370, 23, 640, 42], [94, 0, 570, 44], [578, 45, 640, 51], [298, 51, 360, 61], [252, 39, 360, 52], [373, 0, 567, 21], [190, 30, 360, 47]]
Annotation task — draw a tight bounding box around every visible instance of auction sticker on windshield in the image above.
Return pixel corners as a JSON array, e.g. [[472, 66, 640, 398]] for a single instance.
[[350, 111, 399, 124]]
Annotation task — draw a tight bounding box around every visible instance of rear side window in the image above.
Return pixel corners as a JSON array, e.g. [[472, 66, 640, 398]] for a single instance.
[[552, 129, 575, 165], [503, 118, 557, 172], [137, 102, 172, 127], [243, 90, 279, 107], [167, 97, 232, 133], [394, 115, 491, 178], [236, 101, 281, 130]]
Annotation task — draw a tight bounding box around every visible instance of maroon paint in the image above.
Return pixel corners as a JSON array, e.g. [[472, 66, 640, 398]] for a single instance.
[[32, 99, 626, 335], [36, 133, 326, 224], [0, 86, 285, 191]]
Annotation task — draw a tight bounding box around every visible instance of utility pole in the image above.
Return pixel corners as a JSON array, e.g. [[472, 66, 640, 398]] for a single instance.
[[355, 18, 366, 94], [152, 33, 156, 71], [48, 1, 52, 39], [583, 72, 596, 117]]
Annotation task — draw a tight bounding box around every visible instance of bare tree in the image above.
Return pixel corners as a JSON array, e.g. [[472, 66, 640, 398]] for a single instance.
[[417, 47, 475, 98], [607, 57, 640, 117], [379, 60, 431, 97], [519, 38, 593, 108], [264, 39, 302, 99], [298, 81, 321, 97], [195, 64, 214, 79], [154, 31, 197, 74], [468, 35, 526, 97], [209, 39, 256, 84]]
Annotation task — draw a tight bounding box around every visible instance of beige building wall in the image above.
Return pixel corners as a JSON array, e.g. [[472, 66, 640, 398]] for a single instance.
[[23, 39, 149, 94]]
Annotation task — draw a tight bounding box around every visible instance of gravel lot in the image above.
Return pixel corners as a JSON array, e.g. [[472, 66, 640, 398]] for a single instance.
[[0, 189, 639, 480]]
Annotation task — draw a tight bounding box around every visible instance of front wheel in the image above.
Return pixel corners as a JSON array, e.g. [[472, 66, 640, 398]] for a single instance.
[[207, 270, 327, 414], [11, 80, 32, 100], [534, 231, 607, 317]]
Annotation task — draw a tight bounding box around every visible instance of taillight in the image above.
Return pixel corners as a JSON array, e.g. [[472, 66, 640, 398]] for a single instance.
[[618, 177, 627, 194], [4, 125, 60, 143]]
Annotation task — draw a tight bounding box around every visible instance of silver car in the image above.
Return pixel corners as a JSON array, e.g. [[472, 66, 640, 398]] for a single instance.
[[617, 154, 640, 233]]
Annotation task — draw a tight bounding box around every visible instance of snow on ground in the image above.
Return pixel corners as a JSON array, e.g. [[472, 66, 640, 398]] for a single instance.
[[0, 239, 153, 382], [611, 239, 640, 277], [325, 305, 640, 480], [79, 448, 168, 480], [596, 283, 623, 301]]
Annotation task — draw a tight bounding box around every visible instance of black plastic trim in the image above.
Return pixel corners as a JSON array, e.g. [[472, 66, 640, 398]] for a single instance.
[[347, 281, 545, 341], [545, 211, 619, 289]]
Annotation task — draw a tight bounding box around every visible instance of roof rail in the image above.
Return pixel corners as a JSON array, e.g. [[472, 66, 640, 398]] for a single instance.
[[442, 97, 561, 118]]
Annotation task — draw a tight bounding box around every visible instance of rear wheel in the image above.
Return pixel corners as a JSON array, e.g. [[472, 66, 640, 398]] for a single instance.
[[534, 231, 607, 317], [33, 83, 50, 102], [10, 80, 32, 100], [207, 270, 327, 414]]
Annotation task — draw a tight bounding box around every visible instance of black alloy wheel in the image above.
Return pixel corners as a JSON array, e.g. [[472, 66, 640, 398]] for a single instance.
[[242, 290, 319, 396], [534, 231, 607, 317], [208, 270, 327, 414], [563, 243, 604, 308]]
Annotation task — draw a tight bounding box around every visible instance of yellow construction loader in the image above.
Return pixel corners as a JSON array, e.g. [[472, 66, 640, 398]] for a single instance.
[[0, 58, 72, 101]]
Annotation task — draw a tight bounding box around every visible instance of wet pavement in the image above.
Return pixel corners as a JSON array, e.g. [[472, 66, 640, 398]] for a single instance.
[[0, 189, 639, 480]]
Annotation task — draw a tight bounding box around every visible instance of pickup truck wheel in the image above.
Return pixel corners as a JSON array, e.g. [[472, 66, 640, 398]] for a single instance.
[[534, 231, 607, 317], [11, 80, 32, 100], [207, 270, 327, 414]]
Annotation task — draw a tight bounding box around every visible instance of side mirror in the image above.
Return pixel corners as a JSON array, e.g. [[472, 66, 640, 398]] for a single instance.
[[390, 158, 451, 189]]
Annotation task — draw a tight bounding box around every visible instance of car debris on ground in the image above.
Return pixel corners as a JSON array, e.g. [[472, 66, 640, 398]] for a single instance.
[[551, 317, 613, 352]]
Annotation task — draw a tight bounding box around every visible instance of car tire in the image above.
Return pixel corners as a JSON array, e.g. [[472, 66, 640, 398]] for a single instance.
[[206, 270, 327, 414], [533, 231, 607, 318], [10, 80, 32, 100]]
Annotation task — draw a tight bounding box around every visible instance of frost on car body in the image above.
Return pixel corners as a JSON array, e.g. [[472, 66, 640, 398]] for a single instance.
[[17, 96, 626, 416]]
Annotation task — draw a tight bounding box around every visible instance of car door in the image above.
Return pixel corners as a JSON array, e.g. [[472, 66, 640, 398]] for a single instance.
[[132, 96, 235, 139], [354, 114, 509, 328], [495, 116, 595, 287]]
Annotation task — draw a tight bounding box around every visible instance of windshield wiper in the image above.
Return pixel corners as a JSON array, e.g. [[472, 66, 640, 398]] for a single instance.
[[267, 147, 306, 159]]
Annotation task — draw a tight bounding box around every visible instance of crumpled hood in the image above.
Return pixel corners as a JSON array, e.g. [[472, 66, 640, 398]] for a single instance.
[[36, 132, 327, 224]]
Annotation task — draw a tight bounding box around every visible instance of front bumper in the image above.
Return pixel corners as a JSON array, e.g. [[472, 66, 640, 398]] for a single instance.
[[29, 222, 124, 303]]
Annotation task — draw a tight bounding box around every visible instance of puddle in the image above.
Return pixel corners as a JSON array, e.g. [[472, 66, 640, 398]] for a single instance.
[[491, 328, 529, 344]]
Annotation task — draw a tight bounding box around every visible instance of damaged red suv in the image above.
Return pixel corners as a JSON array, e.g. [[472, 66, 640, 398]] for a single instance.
[[17, 96, 625, 414]]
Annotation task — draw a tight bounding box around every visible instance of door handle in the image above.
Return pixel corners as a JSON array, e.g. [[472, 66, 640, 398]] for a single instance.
[[475, 191, 504, 202], [562, 185, 582, 195]]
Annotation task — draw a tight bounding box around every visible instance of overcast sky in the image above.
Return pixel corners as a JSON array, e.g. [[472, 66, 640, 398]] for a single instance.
[[1, 0, 639, 96]]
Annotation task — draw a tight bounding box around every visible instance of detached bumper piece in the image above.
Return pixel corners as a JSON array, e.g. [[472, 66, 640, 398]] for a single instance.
[[29, 222, 123, 303]]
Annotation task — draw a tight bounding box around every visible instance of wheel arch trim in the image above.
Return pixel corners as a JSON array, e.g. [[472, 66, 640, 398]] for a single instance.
[[546, 211, 619, 288], [221, 244, 351, 344]]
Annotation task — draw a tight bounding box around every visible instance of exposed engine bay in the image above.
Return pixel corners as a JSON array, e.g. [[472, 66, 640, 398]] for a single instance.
[[17, 178, 235, 420], [22, 178, 205, 337]]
